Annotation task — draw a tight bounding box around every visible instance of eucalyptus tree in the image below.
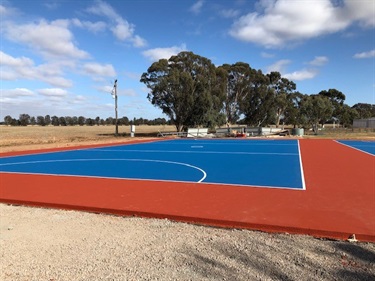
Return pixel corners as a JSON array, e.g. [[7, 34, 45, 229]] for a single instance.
[[352, 103, 375, 119], [339, 104, 359, 127], [318, 89, 346, 124], [19, 114, 30, 126], [283, 91, 305, 128], [219, 62, 254, 124], [239, 69, 276, 126], [36, 116, 46, 126], [267, 72, 296, 128], [141, 51, 226, 131], [300, 94, 333, 134]]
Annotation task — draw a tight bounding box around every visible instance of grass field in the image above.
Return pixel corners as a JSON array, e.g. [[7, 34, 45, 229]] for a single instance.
[[0, 125, 175, 152], [0, 125, 374, 153]]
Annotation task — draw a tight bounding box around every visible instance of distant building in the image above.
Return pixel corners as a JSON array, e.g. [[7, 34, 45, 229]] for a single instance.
[[353, 118, 375, 129]]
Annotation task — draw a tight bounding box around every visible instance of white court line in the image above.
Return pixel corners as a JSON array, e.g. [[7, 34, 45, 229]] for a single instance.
[[154, 142, 297, 146], [297, 140, 306, 190], [0, 170, 304, 190], [0, 158, 207, 183], [334, 140, 375, 157], [88, 149, 298, 156]]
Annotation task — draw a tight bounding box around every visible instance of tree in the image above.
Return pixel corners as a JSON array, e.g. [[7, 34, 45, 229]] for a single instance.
[[45, 115, 51, 126], [4, 115, 13, 126], [78, 116, 86, 126], [239, 69, 276, 126], [59, 116, 67, 126], [339, 104, 359, 127], [65, 116, 74, 126], [319, 89, 346, 124], [120, 116, 129, 126], [283, 92, 305, 128], [105, 117, 114, 125], [19, 114, 30, 126], [30, 116, 36, 125], [95, 116, 100, 126], [267, 72, 296, 128], [36, 116, 46, 126], [85, 118, 95, 126], [219, 62, 253, 124], [141, 51, 226, 131], [51, 116, 59, 126], [352, 103, 375, 119], [300, 95, 333, 134]]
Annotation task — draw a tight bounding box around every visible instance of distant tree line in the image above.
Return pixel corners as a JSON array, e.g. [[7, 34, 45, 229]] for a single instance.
[[141, 51, 375, 133], [3, 114, 170, 127]]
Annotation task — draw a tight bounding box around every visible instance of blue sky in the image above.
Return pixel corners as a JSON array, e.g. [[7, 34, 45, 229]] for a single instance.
[[1, 0, 374, 121]]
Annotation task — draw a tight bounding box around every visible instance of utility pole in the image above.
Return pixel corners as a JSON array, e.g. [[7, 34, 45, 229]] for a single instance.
[[111, 79, 118, 136]]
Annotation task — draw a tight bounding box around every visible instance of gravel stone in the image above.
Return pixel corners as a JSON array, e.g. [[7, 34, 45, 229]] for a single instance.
[[0, 203, 374, 281]]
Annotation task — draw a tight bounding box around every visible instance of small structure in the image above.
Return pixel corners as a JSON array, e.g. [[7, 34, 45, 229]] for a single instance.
[[187, 128, 208, 138], [130, 125, 135, 137], [215, 126, 284, 137]]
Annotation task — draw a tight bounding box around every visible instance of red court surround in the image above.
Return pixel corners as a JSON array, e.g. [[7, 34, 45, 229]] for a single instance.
[[0, 139, 374, 242]]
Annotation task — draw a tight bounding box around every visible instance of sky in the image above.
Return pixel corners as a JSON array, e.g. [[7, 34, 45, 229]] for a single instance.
[[1, 0, 374, 121]]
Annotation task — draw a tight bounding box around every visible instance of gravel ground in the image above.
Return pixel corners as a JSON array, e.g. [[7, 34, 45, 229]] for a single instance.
[[0, 204, 374, 281]]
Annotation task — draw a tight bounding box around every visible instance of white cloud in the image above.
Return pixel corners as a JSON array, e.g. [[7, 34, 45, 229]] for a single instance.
[[97, 85, 114, 94], [82, 63, 116, 77], [0, 51, 34, 67], [0, 3, 18, 17], [111, 21, 134, 41], [266, 59, 291, 73], [229, 0, 374, 48], [131, 35, 147, 48], [46, 77, 73, 88], [283, 69, 318, 81], [267, 57, 324, 81], [142, 44, 188, 62], [87, 0, 146, 47], [344, 0, 375, 27], [1, 88, 35, 97], [308, 56, 329, 66], [220, 9, 241, 19], [0, 52, 73, 88], [37, 88, 68, 97], [190, 0, 204, 15], [71, 18, 107, 33], [3, 19, 89, 59], [353, 49, 375, 59]]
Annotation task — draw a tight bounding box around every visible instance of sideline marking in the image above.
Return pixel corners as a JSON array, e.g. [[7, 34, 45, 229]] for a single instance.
[[297, 140, 306, 190], [0, 158, 207, 183], [334, 140, 375, 157]]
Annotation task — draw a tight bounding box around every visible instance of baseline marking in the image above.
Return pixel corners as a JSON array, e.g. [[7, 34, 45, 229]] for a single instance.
[[87, 149, 298, 156], [334, 140, 375, 156]]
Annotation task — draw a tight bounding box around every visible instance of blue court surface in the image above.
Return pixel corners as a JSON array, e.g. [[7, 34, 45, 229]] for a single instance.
[[338, 140, 375, 155], [0, 139, 305, 189]]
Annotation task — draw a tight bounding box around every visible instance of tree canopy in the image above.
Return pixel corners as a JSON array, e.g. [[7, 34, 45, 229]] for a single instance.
[[141, 51, 372, 131], [141, 51, 226, 131]]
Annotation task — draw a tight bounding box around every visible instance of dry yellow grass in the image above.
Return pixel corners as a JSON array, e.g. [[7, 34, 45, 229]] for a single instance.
[[0, 125, 176, 153], [1, 125, 373, 153]]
